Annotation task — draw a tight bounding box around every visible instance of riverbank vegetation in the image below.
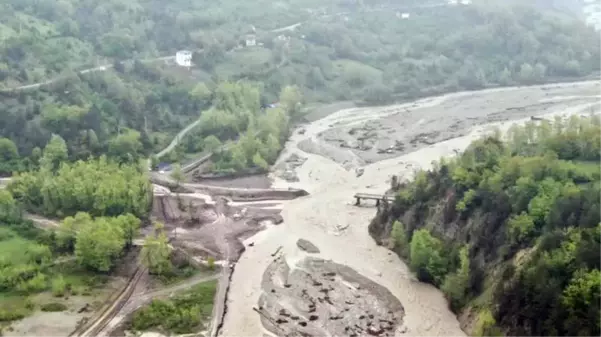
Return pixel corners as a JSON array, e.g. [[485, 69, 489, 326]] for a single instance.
[[370, 114, 600, 336], [175, 83, 299, 174]]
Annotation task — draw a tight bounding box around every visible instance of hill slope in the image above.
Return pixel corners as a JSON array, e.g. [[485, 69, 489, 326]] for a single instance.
[[0, 0, 599, 170]]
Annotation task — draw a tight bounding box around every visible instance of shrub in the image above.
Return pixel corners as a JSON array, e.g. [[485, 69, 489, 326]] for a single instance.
[[390, 220, 409, 257], [409, 229, 450, 285], [474, 309, 502, 336], [131, 280, 217, 334], [17, 273, 47, 293], [441, 246, 470, 310], [207, 256, 215, 270], [51, 275, 67, 297], [0, 309, 26, 322], [41, 302, 68, 312], [24, 298, 35, 310]]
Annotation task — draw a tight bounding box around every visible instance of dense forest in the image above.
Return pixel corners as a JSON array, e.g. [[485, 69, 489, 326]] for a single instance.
[[0, 0, 599, 172], [370, 114, 600, 336]]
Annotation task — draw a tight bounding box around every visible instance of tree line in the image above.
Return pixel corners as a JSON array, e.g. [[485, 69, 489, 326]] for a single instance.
[[163, 82, 301, 175]]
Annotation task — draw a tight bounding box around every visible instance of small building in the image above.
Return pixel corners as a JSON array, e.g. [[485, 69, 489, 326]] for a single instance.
[[275, 35, 289, 42], [401, 12, 410, 19], [460, 0, 472, 4], [175, 50, 192, 67], [245, 34, 256, 47]]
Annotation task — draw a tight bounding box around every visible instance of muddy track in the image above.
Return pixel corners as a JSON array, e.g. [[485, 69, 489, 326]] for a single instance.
[[70, 266, 146, 337], [211, 265, 234, 337]]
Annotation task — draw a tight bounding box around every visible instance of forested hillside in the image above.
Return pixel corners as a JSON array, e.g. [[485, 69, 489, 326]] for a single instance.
[[370, 115, 600, 336], [0, 0, 599, 173]]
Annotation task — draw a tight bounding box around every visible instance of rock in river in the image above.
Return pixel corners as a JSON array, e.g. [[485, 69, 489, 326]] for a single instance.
[[296, 238, 320, 253]]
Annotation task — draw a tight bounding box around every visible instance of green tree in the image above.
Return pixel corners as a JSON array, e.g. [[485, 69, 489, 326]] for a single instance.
[[40, 134, 68, 172], [409, 229, 448, 285], [230, 145, 247, 170], [279, 85, 303, 119], [150, 155, 159, 170], [0, 138, 19, 162], [141, 223, 172, 275], [75, 217, 125, 272], [58, 211, 93, 251], [507, 212, 535, 244], [252, 152, 268, 170], [190, 82, 212, 102], [0, 189, 19, 222], [561, 269, 600, 335], [170, 163, 184, 188], [108, 129, 143, 164], [114, 213, 141, 248], [390, 220, 409, 257], [441, 245, 470, 309], [203, 135, 222, 153], [51, 275, 67, 297], [31, 147, 42, 166], [518, 63, 534, 83]]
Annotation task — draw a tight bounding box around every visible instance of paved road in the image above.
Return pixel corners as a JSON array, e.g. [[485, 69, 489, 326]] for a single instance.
[[155, 118, 203, 159], [3, 56, 176, 92]]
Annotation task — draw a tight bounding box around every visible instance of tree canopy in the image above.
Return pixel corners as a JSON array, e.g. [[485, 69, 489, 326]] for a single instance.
[[8, 146, 152, 218]]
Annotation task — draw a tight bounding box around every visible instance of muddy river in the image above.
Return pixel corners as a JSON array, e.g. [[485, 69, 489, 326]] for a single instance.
[[220, 80, 600, 337]]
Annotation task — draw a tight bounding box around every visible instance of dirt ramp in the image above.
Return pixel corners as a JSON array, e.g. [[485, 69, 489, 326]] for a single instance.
[[151, 195, 218, 225]]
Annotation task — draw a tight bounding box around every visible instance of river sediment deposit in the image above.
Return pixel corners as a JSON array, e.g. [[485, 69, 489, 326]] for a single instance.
[[219, 80, 600, 337]]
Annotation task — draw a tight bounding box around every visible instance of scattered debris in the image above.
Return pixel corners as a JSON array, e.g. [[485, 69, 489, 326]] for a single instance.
[[271, 246, 283, 257]]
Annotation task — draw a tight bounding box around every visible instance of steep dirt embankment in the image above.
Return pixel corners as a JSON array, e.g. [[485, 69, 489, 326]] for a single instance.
[[150, 173, 309, 201]]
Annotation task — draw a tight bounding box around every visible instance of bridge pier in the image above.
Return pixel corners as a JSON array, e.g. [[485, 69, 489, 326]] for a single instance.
[[376, 199, 380, 207], [355, 197, 360, 206]]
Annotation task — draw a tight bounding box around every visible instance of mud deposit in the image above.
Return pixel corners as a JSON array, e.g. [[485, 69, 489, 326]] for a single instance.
[[257, 256, 404, 337], [314, 82, 601, 166], [152, 194, 283, 261]]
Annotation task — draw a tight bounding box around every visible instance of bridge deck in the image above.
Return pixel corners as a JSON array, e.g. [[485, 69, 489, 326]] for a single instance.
[[353, 193, 395, 201]]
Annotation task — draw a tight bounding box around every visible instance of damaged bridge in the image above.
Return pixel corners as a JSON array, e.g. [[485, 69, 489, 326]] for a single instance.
[[353, 193, 395, 206]]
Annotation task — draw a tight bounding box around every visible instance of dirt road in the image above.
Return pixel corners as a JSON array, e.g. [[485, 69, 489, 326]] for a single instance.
[[220, 80, 600, 336]]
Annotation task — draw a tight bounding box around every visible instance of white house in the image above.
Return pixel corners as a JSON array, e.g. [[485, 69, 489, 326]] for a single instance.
[[245, 34, 257, 47], [401, 12, 410, 19], [175, 50, 192, 67], [460, 0, 472, 4]]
